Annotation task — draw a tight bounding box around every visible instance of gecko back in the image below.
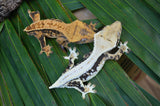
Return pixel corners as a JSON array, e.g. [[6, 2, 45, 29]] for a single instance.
[[24, 10, 96, 56]]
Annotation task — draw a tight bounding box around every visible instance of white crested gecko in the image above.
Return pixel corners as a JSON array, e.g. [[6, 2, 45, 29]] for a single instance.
[[49, 21, 130, 99]]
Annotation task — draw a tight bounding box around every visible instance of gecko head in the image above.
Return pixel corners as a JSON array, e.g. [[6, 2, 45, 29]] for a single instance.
[[94, 21, 122, 53]]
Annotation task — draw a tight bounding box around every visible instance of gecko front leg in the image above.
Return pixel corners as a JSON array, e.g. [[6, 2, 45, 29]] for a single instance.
[[104, 41, 130, 60], [56, 36, 69, 49], [65, 79, 96, 99], [64, 47, 79, 70]]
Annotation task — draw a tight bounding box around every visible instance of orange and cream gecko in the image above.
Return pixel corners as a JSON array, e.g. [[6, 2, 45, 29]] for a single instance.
[[24, 10, 96, 56]]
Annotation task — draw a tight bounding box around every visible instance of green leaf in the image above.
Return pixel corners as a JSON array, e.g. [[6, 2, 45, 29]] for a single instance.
[[93, 70, 125, 105], [0, 55, 23, 105], [0, 22, 4, 33], [0, 71, 12, 106], [79, 0, 160, 77], [110, 79, 136, 105], [61, 0, 84, 11], [103, 62, 151, 105], [144, 0, 160, 14], [0, 20, 57, 105], [0, 51, 34, 105], [0, 0, 159, 105], [36, 0, 74, 22], [90, 94, 106, 106]]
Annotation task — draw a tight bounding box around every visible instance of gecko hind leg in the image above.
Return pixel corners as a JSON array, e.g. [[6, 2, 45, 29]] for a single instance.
[[28, 10, 40, 22], [36, 34, 52, 57], [88, 22, 97, 31], [56, 36, 69, 49], [65, 79, 96, 99], [64, 47, 79, 70], [40, 45, 53, 57]]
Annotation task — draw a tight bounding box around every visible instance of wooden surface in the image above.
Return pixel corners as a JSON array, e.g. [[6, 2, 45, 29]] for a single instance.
[[137, 75, 160, 100]]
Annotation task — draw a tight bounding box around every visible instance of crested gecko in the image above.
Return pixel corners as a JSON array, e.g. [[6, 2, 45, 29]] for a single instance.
[[24, 10, 96, 56], [49, 21, 130, 99]]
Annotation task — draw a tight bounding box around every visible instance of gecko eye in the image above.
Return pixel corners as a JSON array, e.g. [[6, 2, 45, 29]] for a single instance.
[[100, 35, 103, 37]]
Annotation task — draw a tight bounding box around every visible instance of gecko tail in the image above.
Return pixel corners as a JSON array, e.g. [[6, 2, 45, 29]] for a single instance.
[[49, 83, 58, 89], [49, 81, 63, 89], [49, 85, 54, 89], [49, 85, 57, 89]]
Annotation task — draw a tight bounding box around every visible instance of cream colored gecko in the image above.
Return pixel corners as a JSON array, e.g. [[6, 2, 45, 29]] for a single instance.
[[49, 21, 130, 99]]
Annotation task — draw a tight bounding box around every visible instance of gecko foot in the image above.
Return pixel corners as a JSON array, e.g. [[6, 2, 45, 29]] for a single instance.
[[82, 83, 96, 99], [88, 22, 97, 31], [40, 45, 53, 57], [118, 41, 130, 53], [64, 47, 79, 61], [28, 9, 40, 22]]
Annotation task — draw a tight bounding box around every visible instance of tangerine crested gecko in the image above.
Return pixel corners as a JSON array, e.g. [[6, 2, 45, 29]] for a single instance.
[[49, 21, 130, 99], [24, 10, 96, 56]]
